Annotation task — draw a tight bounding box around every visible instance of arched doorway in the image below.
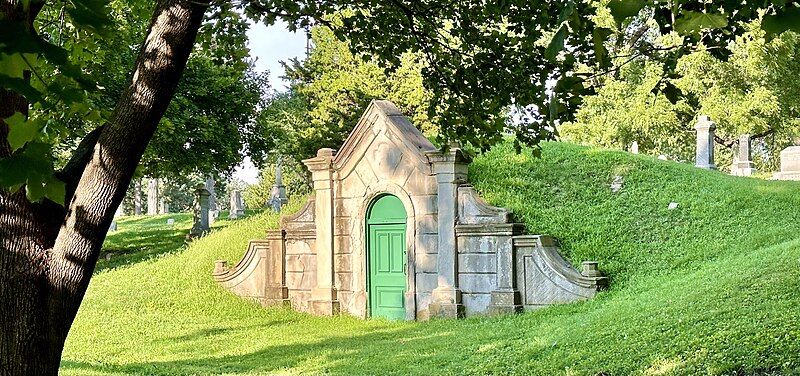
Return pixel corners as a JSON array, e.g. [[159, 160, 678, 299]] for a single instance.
[[366, 194, 408, 320]]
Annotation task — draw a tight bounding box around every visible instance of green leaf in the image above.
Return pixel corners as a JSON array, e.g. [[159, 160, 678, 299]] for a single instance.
[[5, 112, 42, 152], [762, 7, 800, 35], [674, 11, 728, 36], [545, 25, 567, 62], [0, 141, 54, 189], [650, 80, 682, 104], [0, 53, 26, 78], [0, 73, 45, 104], [554, 76, 584, 93], [592, 27, 613, 69], [608, 0, 646, 28], [67, 0, 113, 36], [25, 179, 45, 202], [43, 176, 66, 205]]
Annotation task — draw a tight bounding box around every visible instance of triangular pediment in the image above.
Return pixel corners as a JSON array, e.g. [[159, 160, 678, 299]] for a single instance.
[[332, 100, 437, 173]]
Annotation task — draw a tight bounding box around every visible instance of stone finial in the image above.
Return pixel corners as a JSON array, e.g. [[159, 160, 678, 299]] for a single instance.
[[214, 260, 228, 274], [581, 261, 602, 278], [317, 148, 336, 158], [695, 115, 717, 170]]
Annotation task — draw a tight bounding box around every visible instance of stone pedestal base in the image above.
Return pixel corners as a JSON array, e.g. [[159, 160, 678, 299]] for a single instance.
[[260, 286, 290, 307], [732, 161, 757, 177], [489, 289, 522, 315], [774, 172, 800, 181], [429, 302, 464, 318], [310, 300, 340, 316], [309, 288, 340, 316], [429, 287, 464, 318]]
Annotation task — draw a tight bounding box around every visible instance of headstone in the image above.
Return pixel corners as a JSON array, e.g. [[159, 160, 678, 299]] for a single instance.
[[731, 134, 757, 177], [147, 178, 159, 215], [658, 155, 668, 160], [205, 177, 217, 211], [668, 202, 679, 210], [134, 180, 143, 215], [167, 218, 175, 227], [267, 157, 289, 212], [774, 146, 800, 181], [188, 185, 211, 238], [630, 141, 639, 154], [695, 115, 717, 170], [205, 177, 218, 225], [228, 190, 245, 219], [109, 221, 117, 232]]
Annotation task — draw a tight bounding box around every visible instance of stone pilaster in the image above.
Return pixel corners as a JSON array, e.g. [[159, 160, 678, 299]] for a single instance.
[[427, 145, 470, 318], [303, 148, 340, 316], [265, 229, 290, 306], [695, 115, 717, 170]]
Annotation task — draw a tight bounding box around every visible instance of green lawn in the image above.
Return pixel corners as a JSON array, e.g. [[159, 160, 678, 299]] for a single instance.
[[61, 142, 800, 375]]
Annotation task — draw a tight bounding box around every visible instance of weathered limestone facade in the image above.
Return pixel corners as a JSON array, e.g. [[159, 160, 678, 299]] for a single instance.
[[214, 101, 606, 320]]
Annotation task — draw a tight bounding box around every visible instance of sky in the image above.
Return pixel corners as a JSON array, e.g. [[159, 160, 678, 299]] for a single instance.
[[233, 21, 307, 184]]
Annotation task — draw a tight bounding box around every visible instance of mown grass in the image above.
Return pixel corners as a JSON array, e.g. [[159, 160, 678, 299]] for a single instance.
[[98, 210, 261, 271], [61, 142, 800, 375]]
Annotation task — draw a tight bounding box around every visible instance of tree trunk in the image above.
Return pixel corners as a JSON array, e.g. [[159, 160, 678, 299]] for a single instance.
[[0, 0, 208, 373]]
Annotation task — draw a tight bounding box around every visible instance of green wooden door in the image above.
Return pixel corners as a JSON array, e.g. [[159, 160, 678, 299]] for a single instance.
[[367, 195, 407, 320]]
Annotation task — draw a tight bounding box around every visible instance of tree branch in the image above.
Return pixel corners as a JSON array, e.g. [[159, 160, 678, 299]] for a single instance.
[[56, 125, 105, 200]]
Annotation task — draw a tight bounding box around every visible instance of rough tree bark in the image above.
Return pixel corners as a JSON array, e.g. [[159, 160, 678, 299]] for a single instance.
[[0, 0, 208, 373]]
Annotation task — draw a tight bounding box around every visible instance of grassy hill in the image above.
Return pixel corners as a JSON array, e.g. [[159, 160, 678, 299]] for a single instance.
[[61, 142, 800, 375]]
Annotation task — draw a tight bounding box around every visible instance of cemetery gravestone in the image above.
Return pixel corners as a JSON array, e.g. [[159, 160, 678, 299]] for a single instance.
[[695, 115, 717, 170], [268, 158, 289, 212], [774, 146, 800, 181], [630, 141, 639, 154], [205, 177, 219, 225], [188, 186, 211, 238], [147, 178, 159, 215], [134, 180, 143, 215], [731, 134, 757, 177], [228, 190, 245, 219]]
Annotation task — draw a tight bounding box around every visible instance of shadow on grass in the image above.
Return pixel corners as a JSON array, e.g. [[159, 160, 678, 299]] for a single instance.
[[60, 324, 467, 375]]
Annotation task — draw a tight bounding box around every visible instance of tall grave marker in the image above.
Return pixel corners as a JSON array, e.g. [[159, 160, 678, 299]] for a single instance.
[[188, 185, 211, 238], [731, 134, 757, 177], [228, 190, 245, 219], [695, 115, 717, 170]]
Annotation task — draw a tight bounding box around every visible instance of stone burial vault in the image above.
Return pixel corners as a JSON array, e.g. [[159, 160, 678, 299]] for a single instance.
[[213, 100, 607, 320]]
